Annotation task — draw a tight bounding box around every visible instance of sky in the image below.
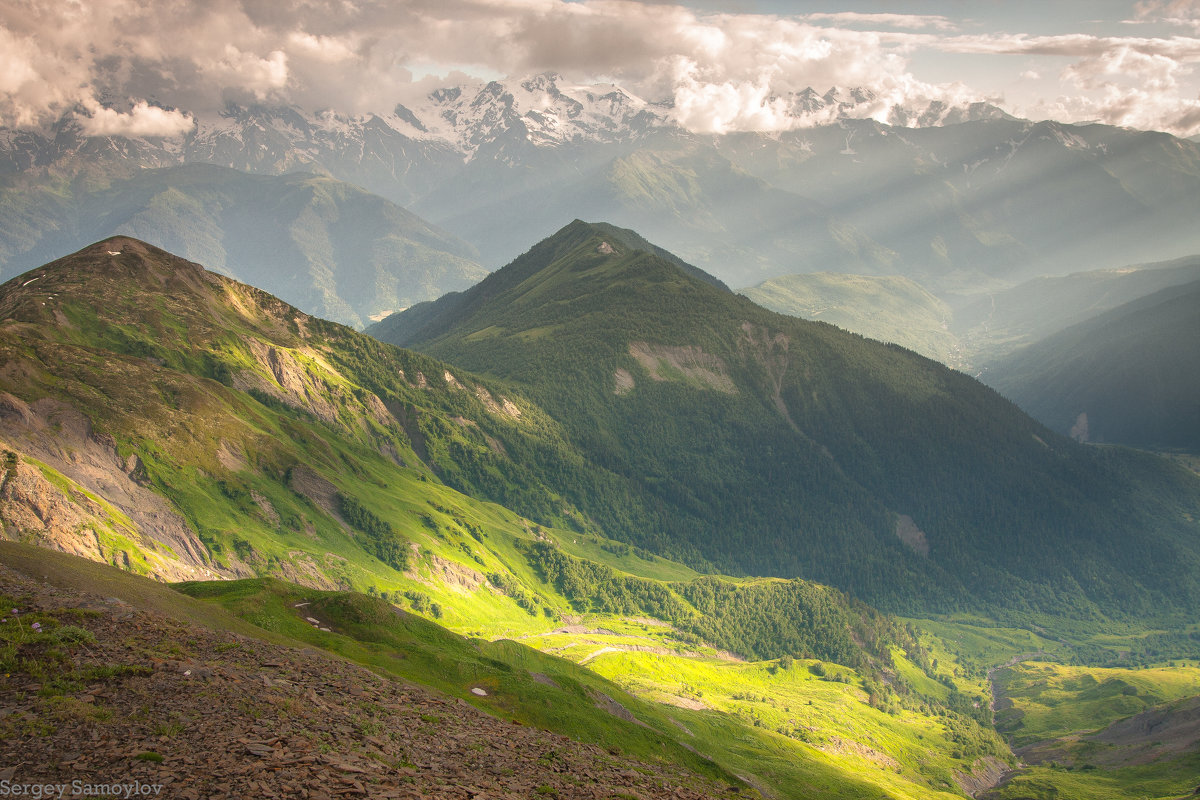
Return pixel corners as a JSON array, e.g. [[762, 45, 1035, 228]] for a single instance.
[[3, 0, 1200, 137]]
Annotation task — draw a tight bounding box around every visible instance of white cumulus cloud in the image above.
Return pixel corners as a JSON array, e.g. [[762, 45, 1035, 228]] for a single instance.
[[76, 99, 195, 138]]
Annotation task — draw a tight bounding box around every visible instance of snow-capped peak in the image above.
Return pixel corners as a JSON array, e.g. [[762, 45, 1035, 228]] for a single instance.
[[405, 72, 667, 155]]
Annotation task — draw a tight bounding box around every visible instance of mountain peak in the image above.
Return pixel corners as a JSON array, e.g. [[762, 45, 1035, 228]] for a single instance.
[[548, 220, 731, 292], [366, 221, 729, 348], [7, 237, 204, 291], [1, 237, 221, 330]]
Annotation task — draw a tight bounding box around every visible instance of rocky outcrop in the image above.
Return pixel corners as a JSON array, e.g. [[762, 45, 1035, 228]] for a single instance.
[[287, 465, 344, 526], [0, 457, 105, 563], [895, 514, 930, 557], [0, 393, 218, 581], [234, 339, 340, 423]]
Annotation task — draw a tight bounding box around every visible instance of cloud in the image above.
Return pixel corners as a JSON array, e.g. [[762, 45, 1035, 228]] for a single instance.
[[1135, 0, 1200, 31], [1, 0, 954, 133], [798, 12, 957, 32], [76, 99, 195, 137], [934, 31, 1200, 61], [0, 20, 91, 128], [205, 46, 290, 99], [1051, 44, 1200, 132], [1, 0, 1199, 137], [921, 31, 1200, 134]]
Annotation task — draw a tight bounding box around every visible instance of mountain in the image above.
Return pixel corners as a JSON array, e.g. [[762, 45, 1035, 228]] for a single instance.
[[370, 220, 1200, 621], [6, 74, 1200, 290], [0, 233, 929, 670], [985, 280, 1200, 453], [739, 272, 962, 366], [951, 254, 1200, 367], [0, 235, 608, 588], [0, 163, 486, 328], [0, 74, 1001, 183]]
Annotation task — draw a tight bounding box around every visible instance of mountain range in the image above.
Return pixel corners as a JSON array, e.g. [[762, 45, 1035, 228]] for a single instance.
[[6, 73, 1200, 293], [743, 254, 1200, 371], [1, 66, 1199, 800]]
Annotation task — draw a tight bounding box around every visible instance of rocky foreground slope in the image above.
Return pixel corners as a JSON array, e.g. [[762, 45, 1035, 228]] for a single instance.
[[0, 544, 735, 799]]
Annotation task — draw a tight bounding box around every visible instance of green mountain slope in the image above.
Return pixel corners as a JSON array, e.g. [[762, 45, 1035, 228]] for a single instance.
[[985, 280, 1200, 453], [370, 220, 1200, 621], [6, 237, 1200, 799], [0, 238, 1029, 799], [740, 272, 962, 366], [0, 163, 487, 327], [0, 236, 594, 596]]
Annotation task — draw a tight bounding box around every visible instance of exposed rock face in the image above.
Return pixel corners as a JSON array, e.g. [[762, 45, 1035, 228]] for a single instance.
[[418, 554, 487, 593], [613, 367, 634, 395], [1070, 411, 1090, 443], [0, 393, 217, 581], [0, 458, 105, 563], [954, 755, 1010, 797], [473, 385, 522, 419], [287, 465, 345, 527], [234, 339, 341, 423], [737, 322, 797, 429]]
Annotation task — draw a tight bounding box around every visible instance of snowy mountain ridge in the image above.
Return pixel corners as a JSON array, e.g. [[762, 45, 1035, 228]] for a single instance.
[[0, 72, 1017, 175]]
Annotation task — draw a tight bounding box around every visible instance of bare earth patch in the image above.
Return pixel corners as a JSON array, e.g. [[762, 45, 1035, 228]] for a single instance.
[[628, 343, 737, 394]]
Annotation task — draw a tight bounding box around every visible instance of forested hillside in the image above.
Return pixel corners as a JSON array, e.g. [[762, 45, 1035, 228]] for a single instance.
[[372, 221, 1200, 621]]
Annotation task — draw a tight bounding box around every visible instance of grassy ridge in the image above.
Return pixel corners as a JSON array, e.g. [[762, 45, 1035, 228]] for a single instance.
[[177, 576, 1012, 800], [174, 578, 739, 786], [994, 662, 1200, 747]]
